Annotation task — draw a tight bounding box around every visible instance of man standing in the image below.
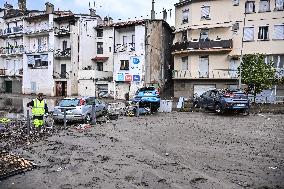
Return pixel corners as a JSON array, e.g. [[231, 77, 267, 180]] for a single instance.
[[27, 93, 48, 130]]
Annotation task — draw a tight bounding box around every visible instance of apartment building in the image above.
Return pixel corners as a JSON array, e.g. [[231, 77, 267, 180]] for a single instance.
[[173, 0, 284, 98], [111, 19, 173, 100], [21, 3, 102, 96], [0, 2, 26, 93]]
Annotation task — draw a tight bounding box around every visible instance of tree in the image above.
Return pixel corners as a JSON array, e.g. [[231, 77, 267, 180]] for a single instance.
[[238, 54, 276, 102]]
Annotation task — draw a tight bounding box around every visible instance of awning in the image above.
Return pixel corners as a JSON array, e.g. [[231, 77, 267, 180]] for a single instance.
[[92, 56, 109, 62]]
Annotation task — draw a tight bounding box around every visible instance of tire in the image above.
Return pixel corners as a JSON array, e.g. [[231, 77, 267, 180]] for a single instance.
[[215, 103, 224, 114], [84, 114, 92, 124]]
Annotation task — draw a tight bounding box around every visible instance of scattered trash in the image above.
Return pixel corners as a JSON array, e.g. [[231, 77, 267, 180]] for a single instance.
[[268, 166, 277, 170], [74, 124, 92, 132], [0, 153, 36, 180]]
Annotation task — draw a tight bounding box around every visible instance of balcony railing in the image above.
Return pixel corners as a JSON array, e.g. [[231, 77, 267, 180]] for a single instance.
[[25, 45, 52, 54], [172, 69, 238, 79], [24, 25, 53, 35], [0, 26, 23, 37], [0, 68, 23, 76], [54, 27, 70, 36], [54, 48, 71, 58], [0, 46, 24, 55], [172, 39, 233, 53], [114, 43, 135, 53], [0, 69, 6, 76]]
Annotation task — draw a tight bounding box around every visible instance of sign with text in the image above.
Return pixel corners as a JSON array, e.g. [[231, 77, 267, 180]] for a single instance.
[[116, 73, 124, 81], [125, 74, 132, 81], [133, 75, 140, 81]]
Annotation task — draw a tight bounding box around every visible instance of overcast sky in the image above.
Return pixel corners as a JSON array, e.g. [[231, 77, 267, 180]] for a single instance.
[[1, 0, 176, 26]]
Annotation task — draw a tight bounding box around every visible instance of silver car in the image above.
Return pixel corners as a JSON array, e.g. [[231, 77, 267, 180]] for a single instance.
[[53, 96, 107, 123]]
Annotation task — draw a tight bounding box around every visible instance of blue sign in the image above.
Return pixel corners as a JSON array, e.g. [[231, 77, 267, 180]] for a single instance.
[[117, 73, 124, 81], [132, 57, 140, 64], [133, 75, 140, 81]]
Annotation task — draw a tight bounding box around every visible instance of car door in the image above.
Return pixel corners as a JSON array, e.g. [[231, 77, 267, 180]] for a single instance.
[[207, 90, 217, 109], [94, 99, 102, 116]]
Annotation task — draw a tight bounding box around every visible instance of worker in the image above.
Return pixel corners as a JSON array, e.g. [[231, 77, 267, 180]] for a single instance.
[[27, 93, 48, 131]]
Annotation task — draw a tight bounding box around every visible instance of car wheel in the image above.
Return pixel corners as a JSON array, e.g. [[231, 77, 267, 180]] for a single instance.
[[84, 114, 92, 124], [215, 103, 224, 114]]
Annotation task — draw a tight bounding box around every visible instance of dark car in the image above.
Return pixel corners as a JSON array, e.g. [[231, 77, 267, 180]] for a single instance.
[[198, 89, 250, 115], [132, 87, 160, 112]]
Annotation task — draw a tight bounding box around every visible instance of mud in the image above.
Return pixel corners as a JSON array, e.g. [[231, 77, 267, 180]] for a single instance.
[[0, 112, 283, 189]]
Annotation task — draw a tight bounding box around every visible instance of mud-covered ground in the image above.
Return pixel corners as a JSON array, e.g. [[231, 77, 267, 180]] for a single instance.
[[0, 112, 283, 189]]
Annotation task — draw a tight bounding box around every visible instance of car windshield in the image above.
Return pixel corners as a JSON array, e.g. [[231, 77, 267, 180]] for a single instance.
[[58, 99, 80, 107], [139, 87, 155, 92]]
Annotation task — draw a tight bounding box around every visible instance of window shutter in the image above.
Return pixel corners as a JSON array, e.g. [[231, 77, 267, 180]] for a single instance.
[[244, 27, 254, 41], [201, 6, 210, 17], [27, 55, 35, 65], [40, 54, 48, 61], [274, 25, 284, 39], [276, 0, 284, 10], [259, 0, 269, 12]]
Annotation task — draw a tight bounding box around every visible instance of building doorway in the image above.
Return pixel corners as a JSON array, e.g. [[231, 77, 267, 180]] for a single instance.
[[55, 81, 67, 96]]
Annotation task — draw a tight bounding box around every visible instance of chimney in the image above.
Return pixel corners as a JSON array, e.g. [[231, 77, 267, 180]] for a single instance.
[[162, 8, 167, 21], [108, 17, 113, 25], [18, 0, 26, 11], [151, 0, 155, 20], [45, 2, 54, 14], [89, 8, 96, 17], [4, 2, 13, 10], [103, 16, 108, 25]]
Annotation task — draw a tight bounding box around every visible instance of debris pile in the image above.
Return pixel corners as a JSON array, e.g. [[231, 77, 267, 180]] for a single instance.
[[0, 152, 35, 180]]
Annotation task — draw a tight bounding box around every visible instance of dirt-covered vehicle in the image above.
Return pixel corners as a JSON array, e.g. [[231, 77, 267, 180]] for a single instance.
[[132, 87, 160, 112], [198, 89, 250, 115]]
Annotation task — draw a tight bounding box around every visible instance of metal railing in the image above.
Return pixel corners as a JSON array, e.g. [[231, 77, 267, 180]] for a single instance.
[[172, 69, 238, 79], [0, 26, 23, 36], [0, 46, 24, 55], [54, 48, 71, 58]]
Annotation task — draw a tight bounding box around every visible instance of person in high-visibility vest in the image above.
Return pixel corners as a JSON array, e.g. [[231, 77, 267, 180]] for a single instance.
[[27, 93, 48, 129]]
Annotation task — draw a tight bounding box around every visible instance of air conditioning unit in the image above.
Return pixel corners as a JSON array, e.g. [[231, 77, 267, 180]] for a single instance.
[[233, 0, 239, 6]]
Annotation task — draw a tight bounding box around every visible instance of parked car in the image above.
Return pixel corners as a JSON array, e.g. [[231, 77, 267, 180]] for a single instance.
[[198, 89, 250, 115], [53, 96, 108, 123], [132, 87, 160, 112]]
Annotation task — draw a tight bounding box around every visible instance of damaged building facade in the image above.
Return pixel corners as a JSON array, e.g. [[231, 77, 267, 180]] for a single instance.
[[173, 0, 284, 99]]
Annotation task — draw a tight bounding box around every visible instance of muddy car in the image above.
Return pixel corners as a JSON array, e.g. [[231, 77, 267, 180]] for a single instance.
[[53, 97, 107, 123], [132, 87, 160, 112], [199, 89, 250, 115]]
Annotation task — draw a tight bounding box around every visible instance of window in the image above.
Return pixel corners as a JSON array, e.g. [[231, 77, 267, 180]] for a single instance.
[[275, 0, 284, 10], [200, 29, 209, 40], [62, 40, 67, 50], [181, 56, 188, 70], [130, 35, 135, 51], [123, 36, 127, 46], [243, 27, 254, 41], [97, 62, 103, 71], [97, 29, 103, 37], [232, 0, 239, 6], [120, 60, 129, 70], [259, 0, 270, 12], [97, 42, 103, 54], [28, 54, 48, 68], [274, 25, 284, 39], [245, 1, 255, 13], [258, 26, 269, 40], [182, 9, 189, 24], [201, 6, 210, 19], [199, 56, 209, 78], [182, 30, 187, 42]]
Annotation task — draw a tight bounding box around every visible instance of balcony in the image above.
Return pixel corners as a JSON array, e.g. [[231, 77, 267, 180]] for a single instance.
[[24, 25, 53, 36], [172, 39, 233, 54], [54, 48, 71, 59], [0, 26, 23, 37], [0, 46, 24, 56], [114, 43, 135, 53], [0, 68, 23, 77], [25, 45, 52, 54], [0, 69, 6, 76], [54, 27, 70, 36], [53, 71, 69, 79], [172, 69, 238, 79], [78, 70, 113, 80]]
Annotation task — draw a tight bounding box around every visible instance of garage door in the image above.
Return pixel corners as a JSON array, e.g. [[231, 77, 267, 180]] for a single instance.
[[194, 85, 215, 97]]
